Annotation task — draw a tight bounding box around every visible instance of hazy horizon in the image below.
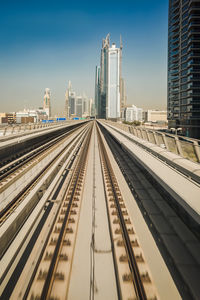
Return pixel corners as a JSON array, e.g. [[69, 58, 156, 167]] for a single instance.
[[0, 0, 168, 116]]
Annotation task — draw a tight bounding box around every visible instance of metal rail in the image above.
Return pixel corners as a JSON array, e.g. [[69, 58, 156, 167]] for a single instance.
[[0, 124, 86, 181], [34, 124, 92, 299], [0, 126, 92, 299], [99, 123, 200, 299], [0, 125, 88, 225], [96, 125, 147, 300]]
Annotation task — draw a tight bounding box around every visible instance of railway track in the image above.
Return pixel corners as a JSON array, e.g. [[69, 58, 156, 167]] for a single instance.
[[0, 123, 93, 299], [98, 122, 200, 299], [96, 124, 158, 300], [0, 122, 86, 168], [0, 123, 88, 225], [0, 123, 86, 182], [26, 123, 93, 300], [1, 121, 198, 299]]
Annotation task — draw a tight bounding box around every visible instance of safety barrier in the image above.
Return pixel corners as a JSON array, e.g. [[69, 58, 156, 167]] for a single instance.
[[105, 121, 200, 163], [0, 121, 71, 137]]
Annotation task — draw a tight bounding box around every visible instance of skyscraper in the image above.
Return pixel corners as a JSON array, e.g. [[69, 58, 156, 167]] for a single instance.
[[96, 34, 122, 119], [65, 81, 76, 118], [107, 43, 121, 119], [99, 34, 110, 118], [120, 77, 127, 116], [65, 81, 71, 119], [82, 93, 89, 116], [168, 0, 200, 138], [43, 88, 51, 118], [76, 96, 83, 117], [95, 66, 100, 117]]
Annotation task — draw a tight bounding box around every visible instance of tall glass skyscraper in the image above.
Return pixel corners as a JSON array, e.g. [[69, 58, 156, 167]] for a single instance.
[[168, 0, 200, 138], [107, 43, 121, 119], [95, 66, 100, 117], [96, 34, 122, 119]]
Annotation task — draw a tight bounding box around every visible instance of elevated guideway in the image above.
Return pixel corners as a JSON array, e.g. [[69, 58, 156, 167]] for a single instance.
[[99, 121, 200, 225], [98, 120, 200, 299], [0, 120, 88, 166], [0, 120, 199, 299]]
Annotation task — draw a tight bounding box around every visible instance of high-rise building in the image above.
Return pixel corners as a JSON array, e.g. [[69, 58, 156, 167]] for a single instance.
[[65, 81, 91, 118], [65, 81, 72, 119], [43, 88, 51, 118], [107, 43, 121, 119], [65, 81, 76, 118], [168, 0, 200, 138], [95, 66, 100, 117], [120, 77, 127, 116], [69, 92, 76, 116], [99, 34, 110, 118], [96, 34, 123, 119], [89, 98, 95, 116], [82, 93, 89, 116], [76, 96, 83, 117]]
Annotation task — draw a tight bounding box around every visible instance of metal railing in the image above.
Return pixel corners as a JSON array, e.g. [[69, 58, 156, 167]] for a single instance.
[[0, 121, 75, 137], [106, 121, 200, 163]]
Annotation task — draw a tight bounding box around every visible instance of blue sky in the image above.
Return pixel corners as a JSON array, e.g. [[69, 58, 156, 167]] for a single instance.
[[0, 0, 168, 115]]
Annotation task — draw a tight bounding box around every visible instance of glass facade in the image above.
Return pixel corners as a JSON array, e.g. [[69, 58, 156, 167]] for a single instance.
[[107, 45, 120, 119], [99, 38, 109, 119], [97, 35, 122, 119], [95, 66, 100, 117], [168, 0, 200, 138], [76, 97, 83, 117], [69, 95, 76, 115]]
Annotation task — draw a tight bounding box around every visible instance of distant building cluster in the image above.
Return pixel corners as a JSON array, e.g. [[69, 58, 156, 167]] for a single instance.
[[95, 34, 126, 120], [0, 88, 51, 125], [120, 104, 167, 125], [65, 81, 94, 119]]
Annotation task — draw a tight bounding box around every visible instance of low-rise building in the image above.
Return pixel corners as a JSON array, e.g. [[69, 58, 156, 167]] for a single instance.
[[16, 109, 48, 123], [144, 110, 167, 123], [124, 105, 143, 122], [0, 112, 16, 124]]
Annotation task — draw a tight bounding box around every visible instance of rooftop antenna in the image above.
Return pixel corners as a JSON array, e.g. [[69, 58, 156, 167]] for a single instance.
[[120, 34, 123, 50], [68, 80, 72, 90], [106, 33, 110, 47]]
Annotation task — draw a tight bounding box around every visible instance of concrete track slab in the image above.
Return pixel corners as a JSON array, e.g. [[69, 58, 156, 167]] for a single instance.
[[100, 124, 181, 300], [68, 126, 117, 300]]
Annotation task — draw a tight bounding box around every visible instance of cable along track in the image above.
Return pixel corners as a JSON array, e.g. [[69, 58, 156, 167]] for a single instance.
[[27, 124, 92, 300], [96, 125, 158, 300]]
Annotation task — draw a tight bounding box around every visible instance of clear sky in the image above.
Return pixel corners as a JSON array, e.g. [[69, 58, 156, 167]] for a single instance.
[[0, 0, 168, 116]]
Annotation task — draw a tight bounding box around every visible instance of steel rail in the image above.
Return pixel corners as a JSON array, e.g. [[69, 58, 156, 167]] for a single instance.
[[40, 124, 92, 299], [0, 126, 91, 299], [0, 123, 86, 181], [0, 122, 88, 169], [0, 124, 89, 224], [99, 122, 199, 299], [96, 125, 147, 300]]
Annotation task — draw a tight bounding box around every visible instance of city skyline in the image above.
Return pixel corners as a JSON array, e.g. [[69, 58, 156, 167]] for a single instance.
[[0, 0, 168, 115]]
